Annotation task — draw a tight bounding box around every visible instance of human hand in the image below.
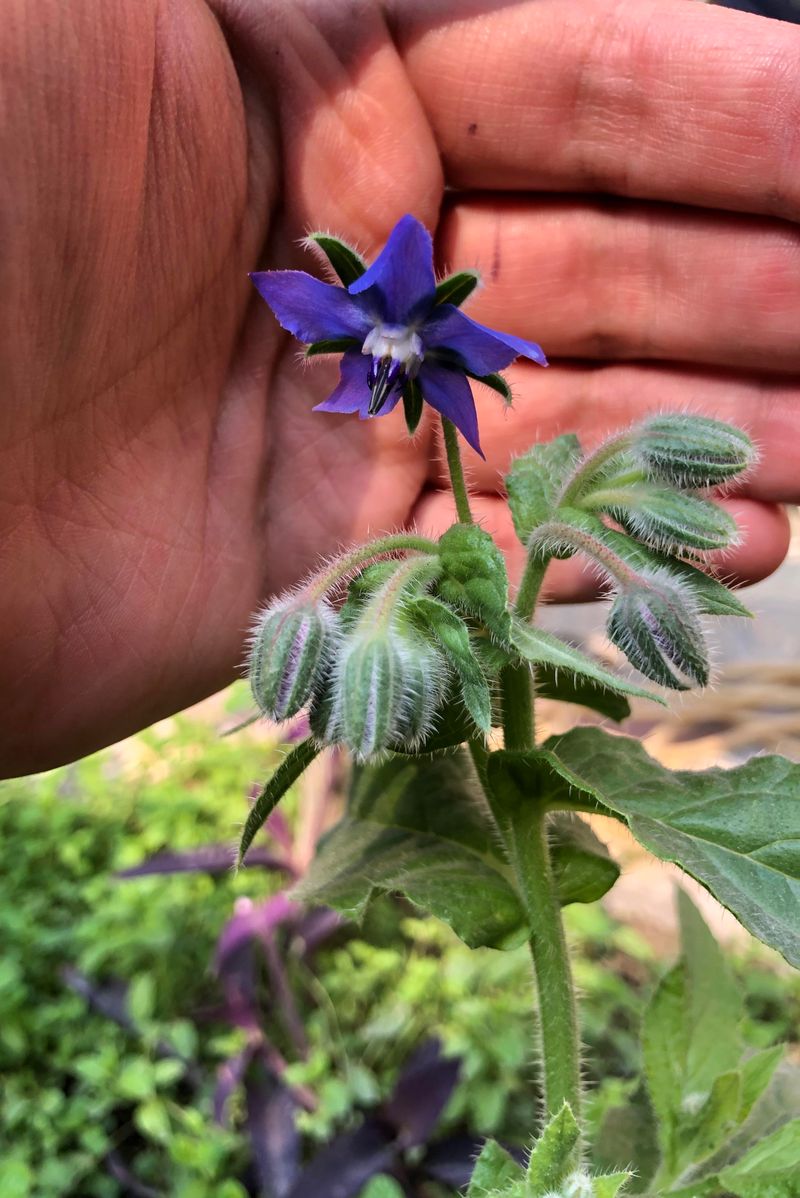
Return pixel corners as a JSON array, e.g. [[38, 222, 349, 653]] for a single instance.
[[2, 0, 797, 774]]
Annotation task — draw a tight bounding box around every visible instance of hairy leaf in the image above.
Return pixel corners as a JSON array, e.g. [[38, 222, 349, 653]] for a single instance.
[[505, 435, 582, 544], [546, 727, 800, 966], [409, 596, 493, 733], [534, 665, 631, 722], [466, 1139, 524, 1196], [293, 754, 528, 950], [238, 738, 320, 866], [526, 1102, 580, 1192], [509, 618, 663, 706]]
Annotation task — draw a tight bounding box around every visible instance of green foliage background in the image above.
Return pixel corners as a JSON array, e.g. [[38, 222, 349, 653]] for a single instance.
[[1, 691, 797, 1196]]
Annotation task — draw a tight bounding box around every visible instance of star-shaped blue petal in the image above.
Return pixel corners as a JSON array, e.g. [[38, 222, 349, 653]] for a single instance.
[[250, 214, 547, 456]]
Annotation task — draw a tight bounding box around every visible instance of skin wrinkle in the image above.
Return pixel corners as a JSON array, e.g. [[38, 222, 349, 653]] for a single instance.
[[2, 0, 799, 774]]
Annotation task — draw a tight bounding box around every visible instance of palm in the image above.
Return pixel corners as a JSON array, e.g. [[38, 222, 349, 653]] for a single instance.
[[3, 0, 798, 774]]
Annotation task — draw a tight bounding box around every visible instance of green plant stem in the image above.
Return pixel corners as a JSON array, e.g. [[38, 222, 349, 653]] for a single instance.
[[514, 808, 582, 1117], [558, 431, 633, 507], [441, 416, 474, 524], [496, 562, 582, 1117], [309, 532, 439, 598], [500, 665, 535, 751], [514, 555, 548, 622]]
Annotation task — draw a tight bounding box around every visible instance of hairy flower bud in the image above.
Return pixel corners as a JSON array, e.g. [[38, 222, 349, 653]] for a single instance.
[[607, 571, 709, 689], [248, 597, 337, 722], [606, 489, 739, 552], [633, 415, 756, 488], [332, 622, 447, 759]]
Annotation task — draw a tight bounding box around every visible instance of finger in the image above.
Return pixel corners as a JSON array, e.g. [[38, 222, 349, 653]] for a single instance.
[[428, 361, 800, 505], [436, 197, 800, 373], [396, 0, 800, 220], [412, 490, 791, 599]]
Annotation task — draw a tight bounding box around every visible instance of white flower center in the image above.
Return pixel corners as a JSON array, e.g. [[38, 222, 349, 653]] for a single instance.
[[362, 324, 423, 375]]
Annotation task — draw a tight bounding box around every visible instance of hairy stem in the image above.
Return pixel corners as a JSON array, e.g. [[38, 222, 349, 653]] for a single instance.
[[514, 809, 582, 1117], [500, 665, 535, 750], [308, 533, 439, 599], [441, 416, 474, 524], [496, 593, 582, 1117], [558, 431, 633, 507]]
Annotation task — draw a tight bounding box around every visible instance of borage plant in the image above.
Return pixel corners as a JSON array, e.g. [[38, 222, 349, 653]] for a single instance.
[[242, 215, 800, 1196]]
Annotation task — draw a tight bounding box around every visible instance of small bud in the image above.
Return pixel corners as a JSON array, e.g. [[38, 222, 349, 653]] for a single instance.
[[608, 489, 739, 552], [633, 415, 756, 488], [333, 622, 447, 759], [607, 571, 709, 689], [248, 597, 337, 721]]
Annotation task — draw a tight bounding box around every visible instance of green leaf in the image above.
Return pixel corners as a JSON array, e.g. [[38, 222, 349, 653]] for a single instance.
[[593, 1173, 632, 1198], [134, 1098, 171, 1145], [293, 753, 528, 950], [466, 1139, 525, 1195], [486, 751, 619, 904], [566, 513, 751, 618], [593, 1089, 660, 1192], [509, 618, 663, 706], [434, 270, 480, 307], [437, 524, 511, 637], [305, 336, 361, 357], [408, 597, 493, 733], [719, 1119, 800, 1198], [307, 232, 367, 285], [739, 1047, 785, 1122], [402, 377, 424, 434], [549, 812, 620, 905], [505, 434, 582, 544], [238, 738, 320, 865], [526, 1102, 580, 1193], [359, 1177, 406, 1198], [643, 952, 742, 1181], [534, 665, 631, 722], [546, 727, 800, 967]]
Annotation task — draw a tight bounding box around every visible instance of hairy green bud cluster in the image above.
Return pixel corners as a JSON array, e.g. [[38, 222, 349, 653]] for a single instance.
[[608, 570, 708, 690], [633, 414, 756, 488], [329, 618, 448, 758], [248, 596, 337, 721]]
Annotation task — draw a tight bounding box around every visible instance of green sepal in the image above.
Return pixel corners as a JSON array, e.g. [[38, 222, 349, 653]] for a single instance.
[[402, 377, 424, 434], [305, 336, 361, 357], [466, 370, 513, 403], [434, 269, 480, 307], [307, 232, 367, 285], [238, 737, 321, 866], [407, 596, 493, 734], [526, 1102, 580, 1193]]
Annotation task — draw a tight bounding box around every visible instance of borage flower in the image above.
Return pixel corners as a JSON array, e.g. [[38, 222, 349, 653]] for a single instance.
[[250, 214, 546, 457]]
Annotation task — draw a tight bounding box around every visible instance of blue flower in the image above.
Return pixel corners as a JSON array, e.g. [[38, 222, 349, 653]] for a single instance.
[[250, 214, 546, 456]]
